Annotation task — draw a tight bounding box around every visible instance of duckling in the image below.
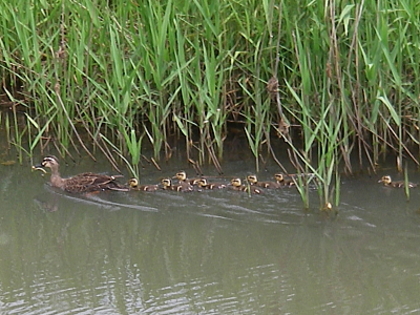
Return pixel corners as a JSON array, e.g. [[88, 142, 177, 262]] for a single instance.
[[378, 175, 417, 188], [128, 178, 159, 192], [33, 155, 129, 193], [274, 173, 296, 187], [161, 178, 194, 192], [247, 174, 280, 188], [229, 178, 262, 194], [197, 178, 227, 189], [173, 171, 201, 185]]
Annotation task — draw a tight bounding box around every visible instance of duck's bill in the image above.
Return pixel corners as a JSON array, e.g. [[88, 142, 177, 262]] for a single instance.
[[32, 165, 47, 173]]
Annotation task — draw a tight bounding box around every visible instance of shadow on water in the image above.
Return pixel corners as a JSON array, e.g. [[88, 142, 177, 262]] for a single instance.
[[1, 156, 420, 314]]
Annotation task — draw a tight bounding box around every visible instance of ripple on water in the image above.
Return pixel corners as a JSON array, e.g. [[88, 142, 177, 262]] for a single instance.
[[142, 263, 283, 315], [1, 278, 73, 315], [139, 187, 307, 225], [1, 273, 131, 315]]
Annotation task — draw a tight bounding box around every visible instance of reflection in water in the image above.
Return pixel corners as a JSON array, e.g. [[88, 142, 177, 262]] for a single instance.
[[1, 160, 420, 314]]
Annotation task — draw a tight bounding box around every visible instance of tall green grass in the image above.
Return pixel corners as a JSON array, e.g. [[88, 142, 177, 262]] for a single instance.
[[1, 0, 420, 208]]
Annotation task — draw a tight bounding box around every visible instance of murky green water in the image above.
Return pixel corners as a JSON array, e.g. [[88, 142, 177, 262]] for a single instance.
[[1, 154, 420, 314]]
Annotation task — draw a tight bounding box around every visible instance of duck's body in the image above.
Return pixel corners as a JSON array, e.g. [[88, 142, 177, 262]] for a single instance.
[[161, 178, 194, 192], [274, 173, 296, 187], [229, 178, 262, 194], [34, 156, 129, 193], [197, 178, 227, 189], [128, 178, 159, 191], [247, 175, 280, 188], [173, 171, 201, 186], [378, 175, 417, 188]]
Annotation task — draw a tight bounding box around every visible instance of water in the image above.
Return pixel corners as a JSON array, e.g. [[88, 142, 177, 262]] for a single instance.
[[1, 155, 420, 314]]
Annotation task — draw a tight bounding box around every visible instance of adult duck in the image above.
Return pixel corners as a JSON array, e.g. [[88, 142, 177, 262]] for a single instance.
[[33, 155, 128, 193]]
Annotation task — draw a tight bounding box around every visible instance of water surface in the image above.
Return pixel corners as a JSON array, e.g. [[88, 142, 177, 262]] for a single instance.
[[1, 155, 420, 314]]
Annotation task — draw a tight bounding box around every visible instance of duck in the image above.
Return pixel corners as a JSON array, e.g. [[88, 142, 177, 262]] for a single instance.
[[247, 174, 280, 188], [197, 178, 227, 189], [33, 155, 129, 193], [229, 178, 262, 194], [378, 175, 417, 188], [161, 178, 193, 192], [128, 178, 159, 191], [274, 173, 296, 187], [172, 170, 201, 185]]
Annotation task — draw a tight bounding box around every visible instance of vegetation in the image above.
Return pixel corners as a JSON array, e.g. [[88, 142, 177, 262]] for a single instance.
[[1, 0, 420, 209]]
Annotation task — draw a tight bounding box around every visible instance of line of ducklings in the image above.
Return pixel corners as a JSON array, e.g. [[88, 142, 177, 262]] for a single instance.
[[130, 171, 299, 194], [151, 174, 419, 192]]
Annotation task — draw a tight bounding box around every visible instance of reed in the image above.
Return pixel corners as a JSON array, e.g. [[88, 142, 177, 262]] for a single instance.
[[1, 0, 420, 209]]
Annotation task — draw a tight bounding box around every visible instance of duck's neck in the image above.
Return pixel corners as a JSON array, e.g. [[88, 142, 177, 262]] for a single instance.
[[49, 166, 65, 188]]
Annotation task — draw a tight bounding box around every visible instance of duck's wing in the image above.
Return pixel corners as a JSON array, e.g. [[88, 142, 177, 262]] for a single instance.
[[64, 173, 128, 192]]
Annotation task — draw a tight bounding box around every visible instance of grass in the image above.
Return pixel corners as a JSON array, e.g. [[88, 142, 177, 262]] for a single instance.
[[1, 0, 420, 208]]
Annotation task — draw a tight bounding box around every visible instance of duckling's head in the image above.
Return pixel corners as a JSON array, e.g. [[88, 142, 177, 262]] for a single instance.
[[198, 178, 209, 187], [230, 178, 242, 187], [128, 178, 139, 188], [173, 171, 187, 181], [161, 178, 172, 187], [274, 173, 284, 182], [378, 175, 392, 185], [191, 178, 201, 185], [247, 175, 258, 184]]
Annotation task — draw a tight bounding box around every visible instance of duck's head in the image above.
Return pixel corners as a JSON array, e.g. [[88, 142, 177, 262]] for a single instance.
[[173, 171, 187, 181], [247, 175, 258, 184], [161, 178, 172, 187], [378, 175, 392, 185], [128, 178, 139, 188], [230, 178, 242, 187], [33, 155, 60, 170]]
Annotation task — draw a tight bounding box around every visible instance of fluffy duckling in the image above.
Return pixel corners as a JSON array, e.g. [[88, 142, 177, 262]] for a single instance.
[[173, 171, 201, 185], [274, 173, 296, 187], [33, 155, 128, 193], [378, 175, 417, 188], [197, 178, 227, 189], [128, 178, 159, 192], [229, 178, 262, 194], [247, 174, 280, 188], [161, 178, 194, 192]]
